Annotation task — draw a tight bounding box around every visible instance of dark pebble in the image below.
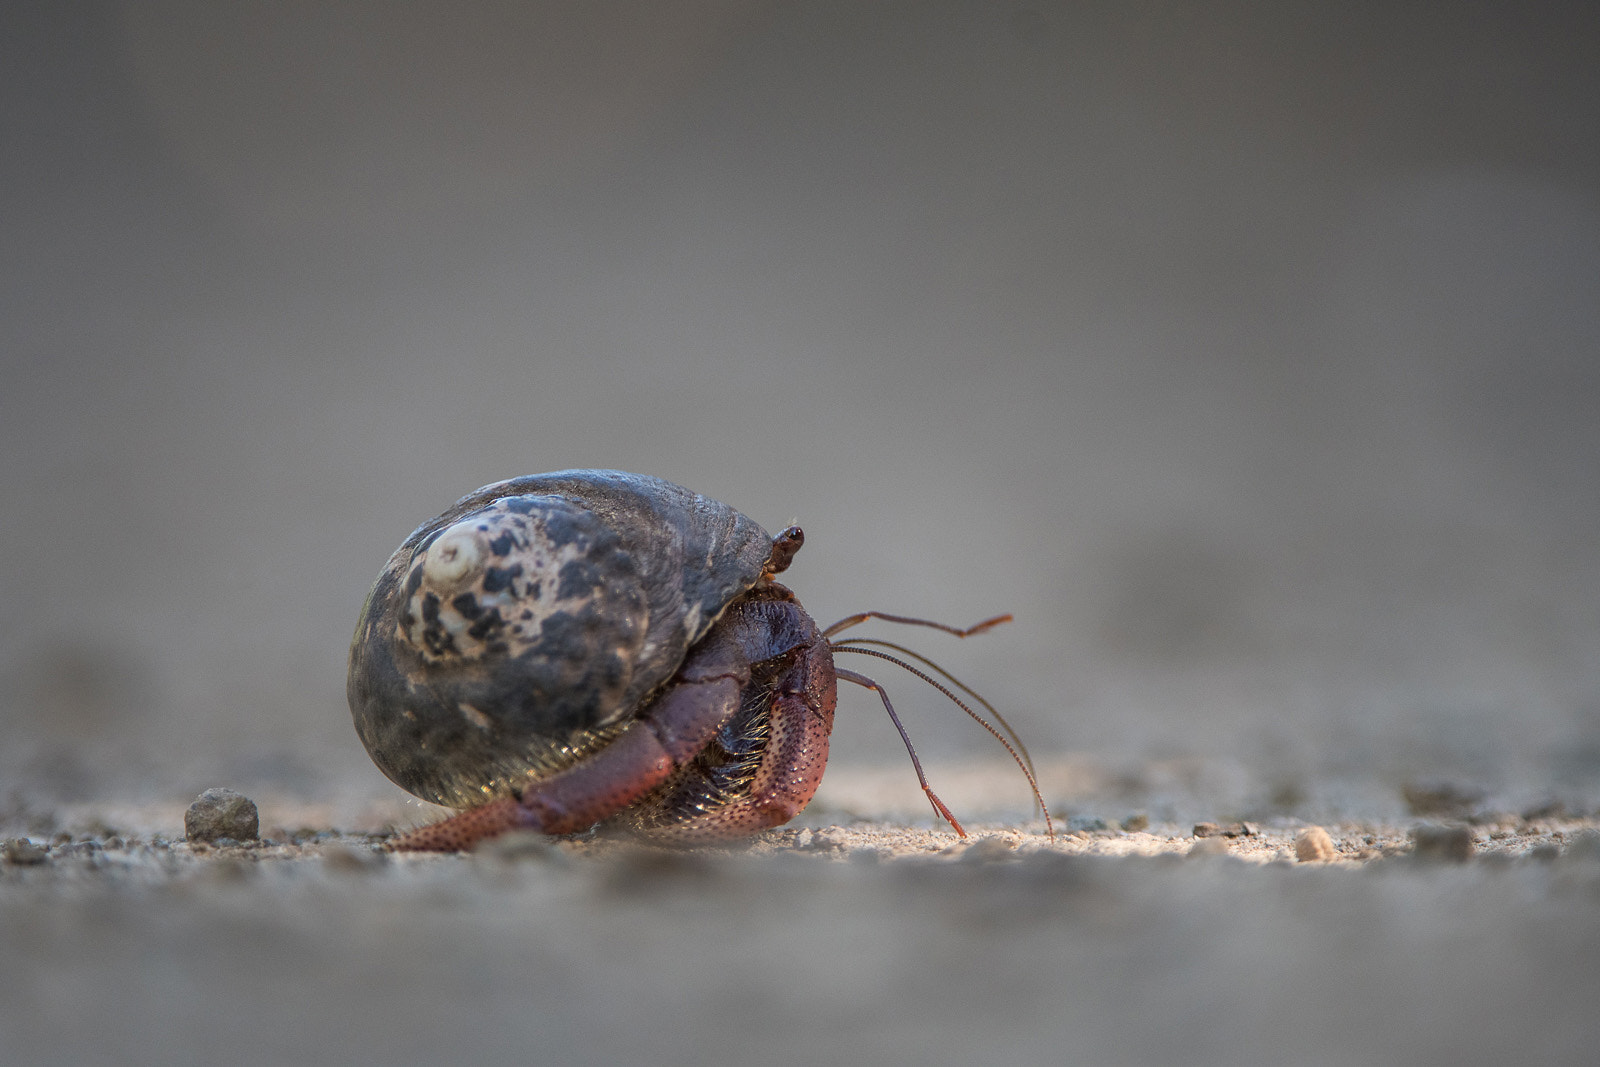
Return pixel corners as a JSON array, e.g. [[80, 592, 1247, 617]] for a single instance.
[[185, 788, 260, 844]]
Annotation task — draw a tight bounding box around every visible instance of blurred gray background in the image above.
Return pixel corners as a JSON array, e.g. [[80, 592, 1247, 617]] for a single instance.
[[4, 0, 1597, 811]]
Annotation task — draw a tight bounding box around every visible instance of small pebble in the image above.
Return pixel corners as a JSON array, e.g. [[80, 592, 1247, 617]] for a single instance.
[[185, 788, 260, 844], [1193, 822, 1221, 838], [1410, 824, 1474, 864], [4, 838, 50, 865], [1294, 826, 1337, 863]]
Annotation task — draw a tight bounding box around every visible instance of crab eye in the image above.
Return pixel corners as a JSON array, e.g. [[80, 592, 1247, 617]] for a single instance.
[[766, 527, 805, 574]]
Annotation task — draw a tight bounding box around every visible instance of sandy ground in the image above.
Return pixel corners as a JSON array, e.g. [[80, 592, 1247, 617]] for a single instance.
[[4, 8, 1600, 1066], [5, 764, 1599, 1067]]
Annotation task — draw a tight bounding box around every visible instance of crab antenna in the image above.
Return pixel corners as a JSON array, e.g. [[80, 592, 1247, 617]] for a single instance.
[[830, 635, 1040, 800], [834, 666, 967, 838], [823, 610, 1012, 640], [832, 644, 1053, 839]]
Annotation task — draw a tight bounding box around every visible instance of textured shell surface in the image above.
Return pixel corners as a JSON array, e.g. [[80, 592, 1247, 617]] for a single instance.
[[348, 470, 775, 807]]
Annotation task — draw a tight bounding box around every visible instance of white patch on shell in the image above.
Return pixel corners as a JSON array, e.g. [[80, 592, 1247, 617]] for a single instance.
[[421, 522, 483, 585], [396, 500, 593, 663]]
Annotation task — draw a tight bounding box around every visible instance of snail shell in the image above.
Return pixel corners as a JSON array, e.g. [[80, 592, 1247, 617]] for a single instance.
[[348, 470, 775, 808]]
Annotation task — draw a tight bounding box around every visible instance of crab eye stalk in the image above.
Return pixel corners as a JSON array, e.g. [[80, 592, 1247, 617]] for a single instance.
[[765, 525, 805, 576]]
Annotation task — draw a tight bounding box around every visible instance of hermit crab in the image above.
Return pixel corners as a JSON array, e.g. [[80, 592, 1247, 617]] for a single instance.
[[348, 470, 1047, 850]]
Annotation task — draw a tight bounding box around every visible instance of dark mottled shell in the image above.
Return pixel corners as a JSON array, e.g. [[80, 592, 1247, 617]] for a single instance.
[[348, 470, 775, 807]]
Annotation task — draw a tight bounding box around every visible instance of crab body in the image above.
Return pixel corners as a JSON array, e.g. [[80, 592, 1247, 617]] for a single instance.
[[348, 470, 835, 850]]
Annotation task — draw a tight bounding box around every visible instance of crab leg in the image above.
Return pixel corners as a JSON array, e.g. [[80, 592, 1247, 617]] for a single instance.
[[390, 647, 749, 852], [635, 604, 838, 843]]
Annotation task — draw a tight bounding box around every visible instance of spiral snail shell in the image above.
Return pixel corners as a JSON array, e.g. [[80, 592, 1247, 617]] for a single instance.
[[349, 469, 1043, 850], [348, 470, 775, 809]]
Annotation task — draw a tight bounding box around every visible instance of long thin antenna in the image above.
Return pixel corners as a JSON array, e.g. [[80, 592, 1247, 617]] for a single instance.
[[834, 666, 967, 838], [829, 635, 1040, 792], [824, 611, 1013, 640], [833, 645, 1054, 839]]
